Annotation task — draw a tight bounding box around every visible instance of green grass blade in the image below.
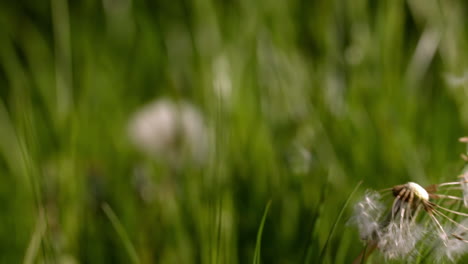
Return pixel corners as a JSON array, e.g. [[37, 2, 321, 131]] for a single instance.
[[253, 200, 272, 264], [319, 180, 362, 262], [303, 180, 329, 264], [23, 210, 47, 264], [102, 203, 140, 264]]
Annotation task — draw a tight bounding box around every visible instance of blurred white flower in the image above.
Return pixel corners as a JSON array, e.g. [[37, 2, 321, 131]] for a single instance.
[[128, 99, 209, 165]]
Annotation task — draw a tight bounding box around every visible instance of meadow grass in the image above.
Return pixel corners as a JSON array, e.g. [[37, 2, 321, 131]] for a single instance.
[[1, 0, 468, 263]]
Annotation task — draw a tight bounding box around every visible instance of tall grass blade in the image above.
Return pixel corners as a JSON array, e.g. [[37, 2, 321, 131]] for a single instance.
[[303, 180, 329, 264], [23, 210, 46, 264], [102, 203, 140, 264], [253, 200, 272, 264], [319, 180, 362, 262]]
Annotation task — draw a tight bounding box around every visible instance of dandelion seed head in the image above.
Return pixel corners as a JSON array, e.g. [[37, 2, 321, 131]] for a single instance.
[[353, 176, 468, 262]]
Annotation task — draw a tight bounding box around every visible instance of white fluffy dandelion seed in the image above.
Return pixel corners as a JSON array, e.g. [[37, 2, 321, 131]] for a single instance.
[[436, 219, 468, 261], [377, 221, 424, 260], [352, 190, 384, 241]]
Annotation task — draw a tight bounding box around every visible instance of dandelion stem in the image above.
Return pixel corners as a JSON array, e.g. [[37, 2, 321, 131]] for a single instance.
[[428, 213, 448, 243], [392, 189, 407, 219], [432, 209, 468, 231], [438, 182, 462, 187], [352, 241, 377, 264], [434, 203, 468, 217], [441, 187, 463, 191], [433, 194, 464, 201], [400, 205, 406, 231], [452, 234, 468, 243], [411, 204, 422, 224]]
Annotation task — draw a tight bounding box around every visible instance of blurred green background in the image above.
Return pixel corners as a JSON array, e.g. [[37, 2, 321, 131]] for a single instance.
[[1, 0, 468, 263]]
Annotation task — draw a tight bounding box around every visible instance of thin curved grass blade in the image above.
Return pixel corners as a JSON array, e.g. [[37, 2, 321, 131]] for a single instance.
[[102, 203, 140, 264], [319, 180, 362, 262], [253, 200, 272, 264]]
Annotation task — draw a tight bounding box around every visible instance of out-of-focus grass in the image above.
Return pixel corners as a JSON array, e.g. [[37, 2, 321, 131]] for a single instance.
[[1, 0, 468, 263]]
